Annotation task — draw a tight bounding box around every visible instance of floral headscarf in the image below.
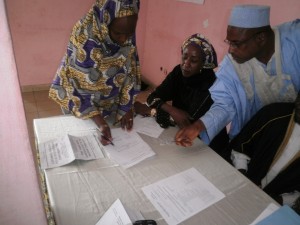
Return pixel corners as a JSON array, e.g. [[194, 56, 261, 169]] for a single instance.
[[181, 33, 218, 69], [92, 0, 140, 42], [50, 0, 141, 120]]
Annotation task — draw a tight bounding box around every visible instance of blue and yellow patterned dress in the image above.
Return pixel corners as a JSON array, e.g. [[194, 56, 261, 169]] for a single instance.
[[49, 0, 141, 123]]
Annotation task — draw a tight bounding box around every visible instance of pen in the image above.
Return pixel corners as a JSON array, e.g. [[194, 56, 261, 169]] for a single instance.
[[96, 128, 114, 146]]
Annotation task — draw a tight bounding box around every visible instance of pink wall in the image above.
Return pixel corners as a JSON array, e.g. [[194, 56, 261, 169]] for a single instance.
[[1, 1, 299, 224], [6, 0, 95, 86], [6, 0, 300, 87], [139, 0, 300, 86], [0, 1, 46, 224]]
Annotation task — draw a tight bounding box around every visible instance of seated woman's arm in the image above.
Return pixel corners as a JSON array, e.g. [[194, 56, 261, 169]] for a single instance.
[[145, 66, 192, 128], [159, 103, 191, 128], [134, 101, 152, 116]]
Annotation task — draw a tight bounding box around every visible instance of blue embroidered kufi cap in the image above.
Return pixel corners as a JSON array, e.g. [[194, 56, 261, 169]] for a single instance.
[[229, 5, 270, 28]]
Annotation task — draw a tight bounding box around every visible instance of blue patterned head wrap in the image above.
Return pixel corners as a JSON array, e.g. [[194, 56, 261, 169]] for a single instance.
[[181, 33, 218, 69], [95, 0, 139, 25]]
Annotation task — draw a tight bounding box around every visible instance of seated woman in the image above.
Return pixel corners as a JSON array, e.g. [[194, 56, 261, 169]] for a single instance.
[[229, 93, 300, 213], [135, 33, 229, 157], [49, 0, 140, 146]]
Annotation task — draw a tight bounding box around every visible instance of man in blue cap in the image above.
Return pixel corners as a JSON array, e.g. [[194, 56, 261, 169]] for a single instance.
[[175, 4, 300, 212], [175, 4, 300, 147]]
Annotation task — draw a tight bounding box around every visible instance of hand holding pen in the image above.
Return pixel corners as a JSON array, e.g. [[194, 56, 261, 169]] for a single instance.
[[92, 114, 114, 146], [96, 126, 114, 146]]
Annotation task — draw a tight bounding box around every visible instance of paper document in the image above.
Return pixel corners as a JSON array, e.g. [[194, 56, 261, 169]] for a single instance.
[[34, 116, 97, 142], [39, 133, 104, 169], [133, 115, 164, 138], [142, 167, 225, 225], [104, 128, 155, 168], [95, 199, 144, 225]]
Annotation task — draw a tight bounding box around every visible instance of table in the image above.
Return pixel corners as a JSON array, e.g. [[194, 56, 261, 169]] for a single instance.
[[33, 115, 278, 225]]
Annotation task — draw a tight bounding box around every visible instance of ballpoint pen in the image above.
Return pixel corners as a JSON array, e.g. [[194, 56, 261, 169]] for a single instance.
[[96, 127, 114, 146]]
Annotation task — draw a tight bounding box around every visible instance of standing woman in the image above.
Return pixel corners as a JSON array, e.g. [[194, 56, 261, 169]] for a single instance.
[[49, 0, 141, 145], [135, 34, 229, 157]]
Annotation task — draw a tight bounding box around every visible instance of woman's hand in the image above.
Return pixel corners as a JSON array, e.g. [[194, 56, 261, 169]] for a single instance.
[[121, 108, 134, 131], [168, 107, 192, 128], [92, 114, 112, 146], [99, 124, 113, 146], [134, 102, 151, 117], [175, 120, 205, 147], [160, 104, 191, 128]]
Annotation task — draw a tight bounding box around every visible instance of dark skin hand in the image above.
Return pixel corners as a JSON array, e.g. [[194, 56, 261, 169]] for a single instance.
[[120, 108, 134, 131], [160, 103, 191, 128], [92, 109, 134, 145], [134, 102, 151, 117], [175, 119, 206, 146], [92, 114, 112, 146], [134, 102, 191, 127]]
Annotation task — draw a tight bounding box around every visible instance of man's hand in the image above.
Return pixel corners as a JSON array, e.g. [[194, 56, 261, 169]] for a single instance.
[[175, 120, 205, 147]]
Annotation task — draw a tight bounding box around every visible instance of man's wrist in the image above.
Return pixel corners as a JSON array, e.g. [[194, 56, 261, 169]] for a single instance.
[[194, 119, 206, 132]]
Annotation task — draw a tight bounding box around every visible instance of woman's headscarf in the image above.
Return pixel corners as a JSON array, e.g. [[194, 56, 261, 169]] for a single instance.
[[50, 0, 141, 119], [96, 0, 139, 24], [181, 33, 218, 69], [70, 0, 140, 67]]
